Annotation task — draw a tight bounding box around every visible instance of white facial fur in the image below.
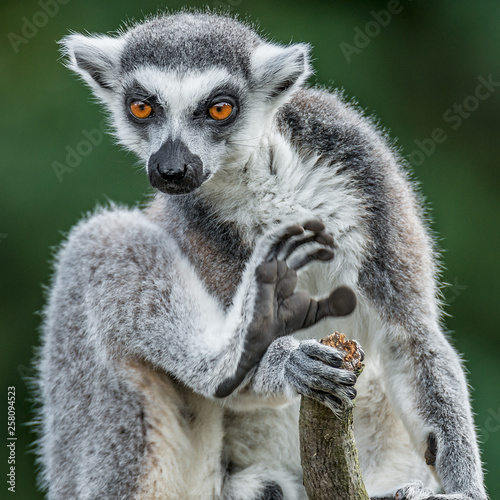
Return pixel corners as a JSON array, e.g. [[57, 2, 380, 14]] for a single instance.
[[62, 32, 311, 187], [116, 66, 246, 179]]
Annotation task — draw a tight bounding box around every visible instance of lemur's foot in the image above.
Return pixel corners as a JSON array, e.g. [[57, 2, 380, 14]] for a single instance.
[[253, 219, 356, 336], [393, 482, 477, 500]]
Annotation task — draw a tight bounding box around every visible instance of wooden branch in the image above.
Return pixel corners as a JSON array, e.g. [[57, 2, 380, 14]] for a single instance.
[[299, 332, 369, 500]]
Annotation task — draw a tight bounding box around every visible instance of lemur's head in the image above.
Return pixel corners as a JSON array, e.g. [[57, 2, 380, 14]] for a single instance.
[[62, 12, 311, 194]]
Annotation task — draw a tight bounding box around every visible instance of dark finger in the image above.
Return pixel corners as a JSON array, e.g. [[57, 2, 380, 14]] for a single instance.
[[290, 248, 334, 270], [300, 340, 344, 367], [316, 286, 356, 318], [281, 232, 335, 261], [255, 259, 278, 284], [302, 219, 325, 232], [275, 267, 297, 300], [266, 224, 304, 262]]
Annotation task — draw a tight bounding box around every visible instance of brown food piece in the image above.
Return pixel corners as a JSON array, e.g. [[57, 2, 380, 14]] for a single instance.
[[320, 332, 363, 372]]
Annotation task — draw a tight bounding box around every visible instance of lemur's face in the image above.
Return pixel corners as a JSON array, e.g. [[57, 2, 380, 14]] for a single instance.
[[61, 13, 310, 195], [119, 66, 248, 194]]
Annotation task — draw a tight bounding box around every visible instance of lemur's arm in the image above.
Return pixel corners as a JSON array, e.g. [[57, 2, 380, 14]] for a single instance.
[[72, 209, 355, 404], [356, 208, 486, 498], [377, 317, 486, 499], [213, 218, 356, 401], [275, 84, 487, 499]]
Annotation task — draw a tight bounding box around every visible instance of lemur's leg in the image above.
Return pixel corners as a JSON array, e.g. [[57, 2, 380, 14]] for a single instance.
[[41, 209, 229, 499], [127, 364, 226, 500], [222, 403, 306, 500], [389, 324, 483, 500]]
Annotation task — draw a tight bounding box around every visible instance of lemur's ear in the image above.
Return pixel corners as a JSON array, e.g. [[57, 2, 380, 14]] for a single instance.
[[250, 42, 311, 100], [60, 34, 125, 96]]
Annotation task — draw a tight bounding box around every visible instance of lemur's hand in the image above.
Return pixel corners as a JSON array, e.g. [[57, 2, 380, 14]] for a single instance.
[[215, 220, 356, 398], [251, 219, 356, 338], [285, 339, 359, 416]]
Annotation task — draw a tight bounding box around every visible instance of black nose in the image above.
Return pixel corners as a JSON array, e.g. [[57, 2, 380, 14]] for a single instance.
[[157, 163, 187, 182], [148, 138, 204, 194]]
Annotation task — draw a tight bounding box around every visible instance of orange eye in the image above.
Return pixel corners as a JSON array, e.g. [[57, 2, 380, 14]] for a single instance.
[[130, 101, 153, 119], [208, 102, 233, 121]]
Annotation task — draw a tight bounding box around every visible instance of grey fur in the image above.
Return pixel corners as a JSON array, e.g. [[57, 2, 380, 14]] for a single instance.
[[37, 10, 487, 500], [121, 13, 260, 78]]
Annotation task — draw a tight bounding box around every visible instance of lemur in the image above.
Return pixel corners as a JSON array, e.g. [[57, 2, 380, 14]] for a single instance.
[[37, 10, 487, 500]]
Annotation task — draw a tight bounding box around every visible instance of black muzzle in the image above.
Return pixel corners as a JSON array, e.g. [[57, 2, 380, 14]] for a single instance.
[[148, 138, 204, 194]]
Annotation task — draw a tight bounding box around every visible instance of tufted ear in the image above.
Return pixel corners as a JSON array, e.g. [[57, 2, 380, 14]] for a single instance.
[[250, 42, 311, 101], [60, 33, 125, 98]]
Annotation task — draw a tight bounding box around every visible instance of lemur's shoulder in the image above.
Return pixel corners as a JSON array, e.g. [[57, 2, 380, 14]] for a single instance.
[[277, 87, 436, 322], [276, 86, 393, 168]]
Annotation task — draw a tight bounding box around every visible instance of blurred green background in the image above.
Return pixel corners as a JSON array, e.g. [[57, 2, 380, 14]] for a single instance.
[[1, 0, 499, 497]]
